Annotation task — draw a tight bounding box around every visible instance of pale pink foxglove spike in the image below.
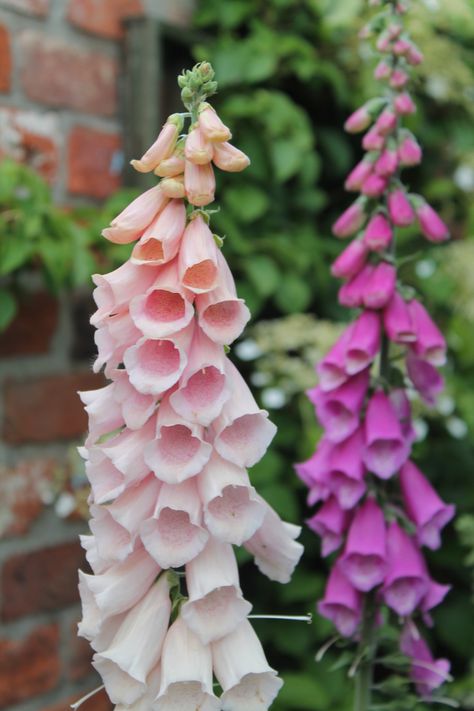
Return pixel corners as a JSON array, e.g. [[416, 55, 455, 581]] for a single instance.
[[327, 428, 367, 510], [184, 160, 216, 206], [99, 417, 156, 485], [363, 389, 411, 479], [131, 116, 181, 173], [140, 478, 209, 568], [131, 199, 186, 267], [212, 142, 250, 172], [307, 497, 351, 557], [212, 619, 283, 711], [89, 504, 134, 564], [169, 326, 229, 426], [198, 103, 232, 143], [155, 616, 219, 711], [345, 310, 381, 375], [338, 264, 374, 308], [363, 213, 393, 252], [362, 261, 396, 309], [400, 625, 451, 697], [213, 360, 276, 468], [196, 251, 251, 345], [79, 384, 124, 447], [197, 451, 265, 545], [406, 352, 444, 406], [107, 474, 161, 537], [184, 125, 214, 165], [114, 665, 161, 711], [102, 186, 169, 244], [144, 393, 212, 484], [383, 522, 428, 616], [340, 497, 387, 592], [294, 438, 333, 505], [111, 370, 157, 431], [123, 322, 194, 395], [316, 323, 354, 391], [93, 311, 142, 376], [129, 260, 195, 339], [317, 561, 362, 637], [90, 261, 158, 327], [400, 460, 455, 550], [408, 299, 447, 366], [330, 239, 368, 281], [181, 538, 252, 645], [244, 499, 303, 584], [93, 575, 171, 705], [84, 449, 126, 506], [384, 293, 417, 344], [308, 369, 369, 444], [178, 214, 219, 294]]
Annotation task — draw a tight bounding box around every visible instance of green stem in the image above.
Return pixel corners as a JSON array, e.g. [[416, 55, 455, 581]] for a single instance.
[[354, 593, 378, 711]]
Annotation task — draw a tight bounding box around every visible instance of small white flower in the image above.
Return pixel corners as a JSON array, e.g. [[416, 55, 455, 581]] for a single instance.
[[446, 417, 468, 439], [437, 395, 455, 416], [261, 388, 286, 409], [234, 339, 262, 361], [413, 418, 429, 442], [416, 259, 436, 279], [453, 164, 474, 192]]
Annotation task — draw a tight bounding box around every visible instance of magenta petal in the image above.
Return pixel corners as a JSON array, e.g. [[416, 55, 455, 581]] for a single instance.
[[340, 498, 387, 591]]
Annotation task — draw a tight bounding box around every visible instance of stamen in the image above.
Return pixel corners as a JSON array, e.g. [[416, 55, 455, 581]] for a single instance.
[[70, 685, 105, 710], [248, 613, 312, 624]]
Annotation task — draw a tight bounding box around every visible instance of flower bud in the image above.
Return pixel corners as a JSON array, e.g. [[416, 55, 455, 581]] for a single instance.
[[154, 154, 185, 177], [131, 115, 182, 173], [344, 106, 372, 134], [332, 198, 367, 238], [376, 31, 392, 53], [374, 60, 392, 81], [407, 46, 424, 65], [374, 109, 397, 136], [362, 128, 385, 151], [398, 135, 422, 166], [212, 142, 250, 172], [331, 239, 368, 279], [415, 201, 450, 242], [363, 214, 393, 252], [344, 158, 374, 192], [361, 173, 388, 198], [160, 175, 185, 199], [394, 92, 416, 115], [374, 148, 398, 177], [393, 38, 411, 55], [390, 69, 409, 88], [198, 103, 232, 142], [387, 188, 415, 226], [184, 161, 216, 206], [184, 126, 214, 165]]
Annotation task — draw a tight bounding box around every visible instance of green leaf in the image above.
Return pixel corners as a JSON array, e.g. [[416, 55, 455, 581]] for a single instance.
[[278, 673, 330, 710], [224, 184, 270, 223], [244, 255, 280, 298], [274, 274, 312, 313], [0, 289, 17, 331], [0, 236, 35, 275]]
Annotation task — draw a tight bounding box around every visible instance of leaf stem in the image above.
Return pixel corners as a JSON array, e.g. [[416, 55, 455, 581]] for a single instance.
[[354, 593, 378, 711]]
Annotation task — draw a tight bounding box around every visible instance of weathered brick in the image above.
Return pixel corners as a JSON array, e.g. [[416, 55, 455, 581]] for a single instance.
[[67, 0, 144, 39], [1, 541, 86, 621], [19, 30, 118, 116], [3, 371, 104, 444], [0, 624, 60, 708], [0, 458, 56, 539], [0, 0, 49, 16], [0, 290, 58, 356], [0, 107, 59, 181], [40, 688, 113, 711], [0, 25, 11, 92], [68, 126, 122, 199]]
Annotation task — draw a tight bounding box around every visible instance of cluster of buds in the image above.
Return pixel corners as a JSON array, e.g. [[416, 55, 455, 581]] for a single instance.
[[77, 63, 303, 711], [296, 0, 454, 700]]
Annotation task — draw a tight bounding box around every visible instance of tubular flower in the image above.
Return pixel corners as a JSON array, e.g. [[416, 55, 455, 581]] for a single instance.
[[297, 2, 454, 704], [78, 63, 302, 711]]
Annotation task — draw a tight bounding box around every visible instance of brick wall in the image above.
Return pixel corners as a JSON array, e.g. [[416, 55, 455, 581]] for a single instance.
[[0, 1, 194, 708]]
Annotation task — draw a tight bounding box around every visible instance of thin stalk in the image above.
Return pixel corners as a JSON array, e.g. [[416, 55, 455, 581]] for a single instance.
[[353, 593, 378, 711]]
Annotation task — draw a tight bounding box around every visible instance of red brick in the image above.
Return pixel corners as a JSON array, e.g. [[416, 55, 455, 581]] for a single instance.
[[68, 619, 93, 681], [68, 126, 122, 199], [1, 541, 86, 621], [68, 0, 144, 39], [0, 458, 56, 539], [0, 25, 11, 92], [19, 30, 118, 116], [40, 688, 113, 711], [0, 290, 58, 356], [0, 0, 49, 16], [0, 107, 59, 181], [3, 371, 105, 444], [0, 624, 60, 707]]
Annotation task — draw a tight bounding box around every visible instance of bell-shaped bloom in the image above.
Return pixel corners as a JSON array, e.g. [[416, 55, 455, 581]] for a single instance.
[[78, 546, 159, 641], [160, 175, 186, 199], [93, 311, 142, 376], [389, 388, 417, 445], [123, 322, 194, 395], [344, 159, 374, 192], [140, 478, 208, 568], [169, 326, 229, 426], [362, 261, 396, 309], [308, 369, 369, 444], [331, 239, 368, 280], [400, 625, 451, 697], [307, 497, 351, 557], [316, 323, 354, 391], [129, 260, 194, 339], [345, 310, 381, 375], [244, 500, 303, 584], [102, 185, 168, 244], [107, 474, 161, 538], [294, 438, 332, 505], [383, 522, 428, 616], [213, 142, 250, 172], [374, 148, 398, 177], [99, 417, 156, 485], [196, 251, 250, 345], [93, 575, 171, 705], [114, 666, 161, 711], [91, 260, 158, 326], [327, 428, 366, 510], [384, 292, 416, 344], [344, 105, 372, 133], [89, 505, 134, 564], [198, 452, 265, 545], [363, 213, 393, 252], [80, 532, 110, 576], [332, 198, 367, 238], [198, 103, 232, 142], [80, 383, 124, 446], [364, 390, 410, 479], [83, 447, 126, 506], [184, 126, 214, 165], [178, 214, 219, 294], [400, 461, 455, 550], [406, 352, 444, 406], [212, 620, 283, 711], [421, 578, 451, 624], [338, 264, 374, 308], [131, 199, 186, 267], [398, 134, 422, 166], [184, 160, 216, 206], [361, 173, 388, 198], [340, 497, 387, 591], [111, 370, 157, 431], [213, 360, 276, 468], [387, 188, 415, 226], [408, 299, 446, 366], [416, 202, 450, 243], [155, 617, 219, 711], [144, 395, 212, 484], [318, 562, 362, 637], [131, 116, 181, 173], [394, 92, 416, 115], [181, 538, 252, 645]]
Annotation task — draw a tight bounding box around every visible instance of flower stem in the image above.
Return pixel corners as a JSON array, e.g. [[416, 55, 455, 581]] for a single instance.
[[354, 593, 378, 711]]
